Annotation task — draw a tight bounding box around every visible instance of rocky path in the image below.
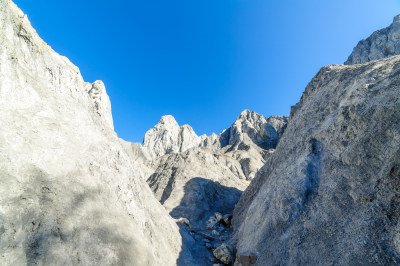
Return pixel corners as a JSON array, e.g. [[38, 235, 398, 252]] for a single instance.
[[177, 212, 236, 265]]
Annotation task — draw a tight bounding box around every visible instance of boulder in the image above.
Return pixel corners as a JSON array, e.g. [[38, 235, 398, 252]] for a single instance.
[[213, 243, 235, 265]]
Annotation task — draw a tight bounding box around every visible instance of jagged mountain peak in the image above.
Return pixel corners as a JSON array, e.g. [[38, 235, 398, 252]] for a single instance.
[[158, 114, 179, 126], [229, 110, 287, 150], [345, 14, 400, 65], [141, 110, 289, 160], [237, 109, 259, 119], [142, 115, 200, 159]]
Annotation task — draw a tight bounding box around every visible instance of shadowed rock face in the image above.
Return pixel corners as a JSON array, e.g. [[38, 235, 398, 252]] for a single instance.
[[233, 56, 400, 265], [346, 15, 400, 65], [147, 148, 247, 224], [0, 1, 190, 265]]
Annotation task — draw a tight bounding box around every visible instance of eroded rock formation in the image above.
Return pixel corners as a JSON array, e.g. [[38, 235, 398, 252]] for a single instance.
[[2, 0, 399, 265], [0, 1, 191, 265], [233, 18, 400, 264]]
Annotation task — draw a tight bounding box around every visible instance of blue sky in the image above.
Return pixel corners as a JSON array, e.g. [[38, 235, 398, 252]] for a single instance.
[[14, 0, 400, 142]]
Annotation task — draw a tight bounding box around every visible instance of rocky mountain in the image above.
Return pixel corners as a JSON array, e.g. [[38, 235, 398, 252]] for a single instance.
[[140, 110, 287, 180], [2, 0, 399, 265], [133, 110, 288, 264], [345, 15, 400, 65], [233, 18, 400, 265], [142, 115, 202, 160], [0, 1, 193, 265]]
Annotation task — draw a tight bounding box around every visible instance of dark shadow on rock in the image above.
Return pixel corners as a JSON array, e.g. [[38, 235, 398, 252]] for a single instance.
[[174, 177, 242, 265]]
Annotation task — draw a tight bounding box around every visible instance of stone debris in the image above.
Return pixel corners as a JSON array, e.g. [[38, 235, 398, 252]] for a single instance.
[[176, 217, 190, 227], [212, 230, 220, 236], [221, 214, 232, 227], [198, 232, 215, 241], [215, 212, 223, 222], [213, 243, 235, 265], [206, 216, 219, 230]]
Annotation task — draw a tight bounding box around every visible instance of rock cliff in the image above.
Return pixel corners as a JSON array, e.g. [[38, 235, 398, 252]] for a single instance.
[[346, 15, 400, 65], [0, 1, 190, 265], [233, 21, 400, 264]]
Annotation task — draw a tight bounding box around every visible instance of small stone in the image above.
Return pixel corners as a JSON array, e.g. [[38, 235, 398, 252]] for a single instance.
[[237, 252, 257, 266], [198, 232, 215, 241], [221, 214, 232, 227], [177, 217, 190, 227], [219, 236, 226, 241], [213, 243, 234, 265], [206, 216, 218, 230], [215, 212, 223, 222], [212, 230, 220, 236]]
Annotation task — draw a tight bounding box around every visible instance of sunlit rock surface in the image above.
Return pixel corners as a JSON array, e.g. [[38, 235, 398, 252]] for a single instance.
[[0, 1, 190, 265], [346, 15, 400, 65], [233, 55, 400, 265], [142, 115, 202, 160]]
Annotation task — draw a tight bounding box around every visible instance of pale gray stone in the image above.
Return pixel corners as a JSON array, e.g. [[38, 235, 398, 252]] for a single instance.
[[346, 15, 400, 65], [233, 56, 400, 265], [0, 1, 191, 265], [142, 115, 201, 159], [147, 147, 247, 225]]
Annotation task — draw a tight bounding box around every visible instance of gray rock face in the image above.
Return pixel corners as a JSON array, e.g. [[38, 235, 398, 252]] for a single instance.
[[200, 111, 287, 152], [219, 111, 287, 180], [228, 110, 285, 150], [142, 111, 289, 227], [233, 56, 400, 265], [142, 115, 201, 159], [147, 147, 247, 224], [141, 111, 287, 264], [0, 1, 190, 265], [346, 15, 400, 65], [88, 80, 114, 130], [146, 146, 247, 265], [138, 110, 288, 182]]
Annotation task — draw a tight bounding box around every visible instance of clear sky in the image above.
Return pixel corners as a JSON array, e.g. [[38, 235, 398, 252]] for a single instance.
[[14, 0, 400, 142]]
